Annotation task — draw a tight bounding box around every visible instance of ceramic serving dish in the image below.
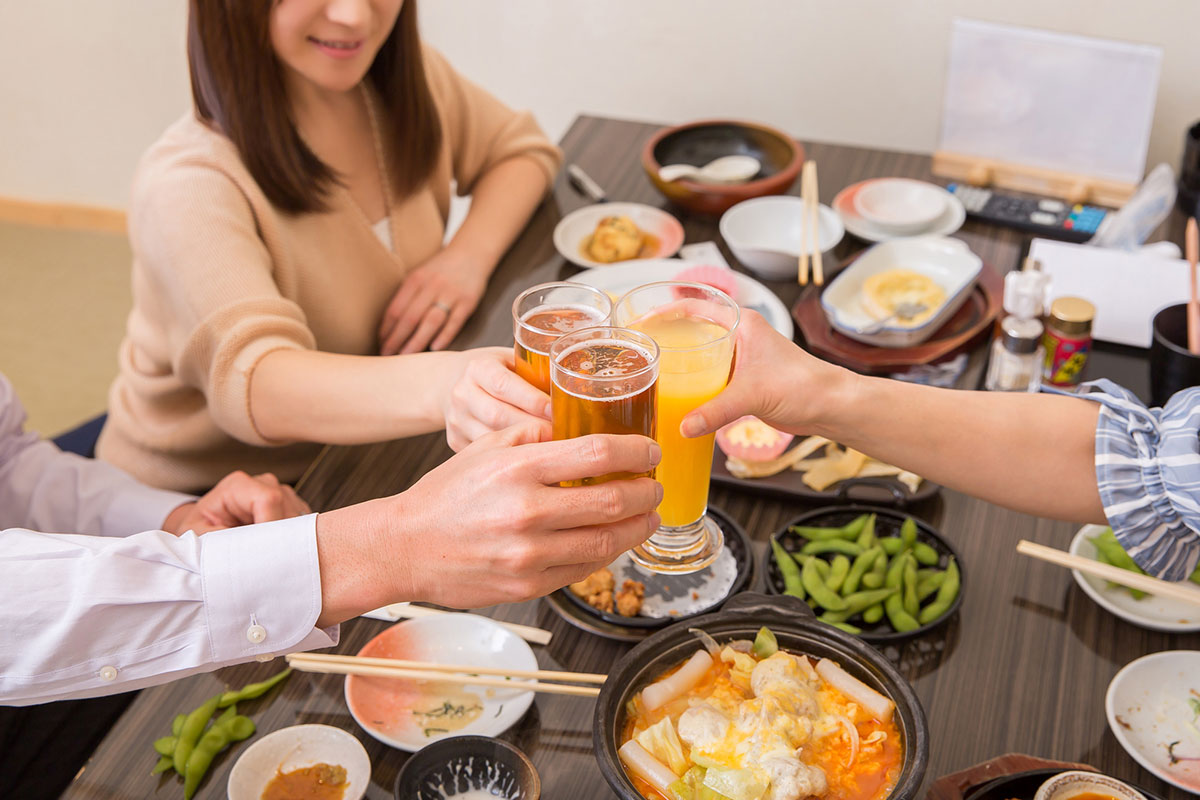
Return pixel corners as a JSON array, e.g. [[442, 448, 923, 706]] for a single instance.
[[553, 202, 684, 269], [393, 735, 541, 800], [593, 592, 929, 800], [642, 120, 804, 216], [853, 179, 947, 234], [1032, 770, 1147, 800], [228, 724, 371, 800], [820, 237, 982, 348], [719, 195, 845, 280]]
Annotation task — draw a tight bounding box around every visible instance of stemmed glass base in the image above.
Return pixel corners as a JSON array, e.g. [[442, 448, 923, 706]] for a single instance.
[[629, 515, 724, 575]]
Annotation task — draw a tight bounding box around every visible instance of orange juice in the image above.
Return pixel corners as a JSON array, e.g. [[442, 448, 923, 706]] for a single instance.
[[629, 314, 733, 526]]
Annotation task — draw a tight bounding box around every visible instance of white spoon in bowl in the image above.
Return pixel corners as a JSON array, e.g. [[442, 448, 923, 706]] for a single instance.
[[658, 155, 761, 184]]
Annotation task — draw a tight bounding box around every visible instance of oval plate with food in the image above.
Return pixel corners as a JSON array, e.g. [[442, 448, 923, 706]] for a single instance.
[[1106, 650, 1200, 795], [763, 505, 964, 643], [547, 506, 753, 639], [227, 724, 370, 800], [345, 615, 536, 751], [553, 202, 684, 269], [1070, 525, 1200, 632]]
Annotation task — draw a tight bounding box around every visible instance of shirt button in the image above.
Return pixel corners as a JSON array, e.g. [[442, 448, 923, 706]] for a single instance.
[[246, 624, 268, 644], [99, 666, 118, 682]]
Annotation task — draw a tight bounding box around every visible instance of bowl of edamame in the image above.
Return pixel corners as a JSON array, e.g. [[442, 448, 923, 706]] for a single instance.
[[763, 504, 964, 643]]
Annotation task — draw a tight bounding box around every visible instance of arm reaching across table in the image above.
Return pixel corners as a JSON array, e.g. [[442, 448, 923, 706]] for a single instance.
[[680, 311, 1200, 581]]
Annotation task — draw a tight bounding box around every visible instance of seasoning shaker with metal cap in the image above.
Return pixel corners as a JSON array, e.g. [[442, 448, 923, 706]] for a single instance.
[[1042, 296, 1095, 387], [986, 316, 1044, 392]]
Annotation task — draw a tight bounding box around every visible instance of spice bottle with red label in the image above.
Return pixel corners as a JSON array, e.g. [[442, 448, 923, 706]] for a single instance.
[[1042, 297, 1095, 387]]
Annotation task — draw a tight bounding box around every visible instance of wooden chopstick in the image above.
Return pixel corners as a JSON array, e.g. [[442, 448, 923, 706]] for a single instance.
[[799, 161, 814, 286], [1187, 217, 1199, 354], [287, 652, 606, 684], [809, 162, 824, 286], [1017, 540, 1200, 606], [379, 603, 552, 646], [286, 655, 601, 697]]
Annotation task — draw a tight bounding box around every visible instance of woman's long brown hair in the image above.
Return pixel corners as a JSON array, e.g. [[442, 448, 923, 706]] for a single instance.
[[187, 0, 442, 214]]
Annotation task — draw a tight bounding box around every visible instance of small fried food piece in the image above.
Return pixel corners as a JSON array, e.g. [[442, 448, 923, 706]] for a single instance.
[[615, 579, 645, 616], [569, 567, 615, 612], [586, 215, 644, 263]]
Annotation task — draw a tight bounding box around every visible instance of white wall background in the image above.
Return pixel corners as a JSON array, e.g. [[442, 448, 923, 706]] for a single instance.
[[2, 1, 1197, 210]]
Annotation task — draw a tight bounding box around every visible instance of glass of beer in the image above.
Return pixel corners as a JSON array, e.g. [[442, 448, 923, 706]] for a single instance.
[[550, 326, 659, 485], [513, 282, 613, 393], [612, 282, 739, 573]]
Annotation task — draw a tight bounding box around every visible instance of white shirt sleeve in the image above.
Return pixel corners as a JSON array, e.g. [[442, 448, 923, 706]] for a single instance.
[[0, 375, 194, 536], [1, 513, 337, 706]]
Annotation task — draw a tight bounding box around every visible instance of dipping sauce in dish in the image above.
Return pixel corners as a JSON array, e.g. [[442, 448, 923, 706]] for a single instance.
[[1066, 794, 1120, 800], [261, 762, 348, 800]]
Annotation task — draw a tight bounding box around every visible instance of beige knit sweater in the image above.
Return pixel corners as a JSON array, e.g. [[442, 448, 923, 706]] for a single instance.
[[97, 47, 561, 492]]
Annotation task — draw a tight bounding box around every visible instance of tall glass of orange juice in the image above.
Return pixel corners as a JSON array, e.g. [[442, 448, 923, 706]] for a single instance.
[[512, 282, 612, 393], [549, 326, 658, 485], [612, 282, 739, 574]]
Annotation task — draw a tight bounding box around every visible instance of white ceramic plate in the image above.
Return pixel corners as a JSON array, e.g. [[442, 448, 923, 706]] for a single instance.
[[834, 179, 965, 242], [819, 236, 982, 348], [853, 178, 947, 234], [1105, 650, 1200, 795], [345, 615, 537, 752], [571, 258, 794, 340], [1070, 525, 1200, 632], [227, 724, 371, 800], [553, 202, 685, 269]]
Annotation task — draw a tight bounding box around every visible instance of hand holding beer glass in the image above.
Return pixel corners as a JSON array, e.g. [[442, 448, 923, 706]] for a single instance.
[[612, 282, 739, 574]]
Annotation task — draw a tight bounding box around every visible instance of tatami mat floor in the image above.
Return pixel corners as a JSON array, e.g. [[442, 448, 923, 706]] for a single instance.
[[0, 221, 132, 437]]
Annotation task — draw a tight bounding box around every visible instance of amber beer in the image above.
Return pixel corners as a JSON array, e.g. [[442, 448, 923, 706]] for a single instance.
[[512, 283, 613, 393], [550, 327, 659, 485]]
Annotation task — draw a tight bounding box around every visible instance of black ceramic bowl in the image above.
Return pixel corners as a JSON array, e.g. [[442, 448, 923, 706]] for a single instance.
[[642, 119, 804, 215], [593, 592, 929, 800], [394, 735, 540, 800], [763, 505, 965, 643]]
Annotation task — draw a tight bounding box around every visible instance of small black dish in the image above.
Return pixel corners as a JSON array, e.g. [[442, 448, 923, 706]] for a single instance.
[[548, 505, 754, 638], [593, 592, 929, 800], [963, 768, 1168, 800], [710, 461, 940, 506], [763, 504, 965, 644], [394, 735, 540, 800]]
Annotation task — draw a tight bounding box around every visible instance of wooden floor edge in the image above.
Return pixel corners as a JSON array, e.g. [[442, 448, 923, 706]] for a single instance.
[[0, 196, 127, 234]]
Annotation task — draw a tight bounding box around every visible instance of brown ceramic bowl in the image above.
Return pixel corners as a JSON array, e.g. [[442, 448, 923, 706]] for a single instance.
[[642, 119, 804, 216]]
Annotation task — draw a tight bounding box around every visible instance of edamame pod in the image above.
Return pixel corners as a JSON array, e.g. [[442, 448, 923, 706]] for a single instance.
[[912, 541, 939, 566], [880, 537, 905, 556], [826, 555, 851, 593], [855, 514, 878, 550], [173, 693, 220, 776], [862, 603, 884, 624], [151, 755, 174, 776], [217, 667, 292, 708], [829, 621, 862, 635], [842, 547, 882, 596], [771, 538, 805, 599], [842, 586, 899, 615], [918, 557, 960, 624], [900, 518, 918, 548], [916, 571, 947, 602], [903, 556, 919, 618], [153, 736, 177, 757], [861, 572, 884, 589], [884, 592, 920, 632], [171, 713, 185, 737], [801, 539, 864, 557], [801, 557, 847, 611]]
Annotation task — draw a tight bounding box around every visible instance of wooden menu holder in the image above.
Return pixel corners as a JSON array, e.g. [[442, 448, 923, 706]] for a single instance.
[[932, 150, 1136, 208]]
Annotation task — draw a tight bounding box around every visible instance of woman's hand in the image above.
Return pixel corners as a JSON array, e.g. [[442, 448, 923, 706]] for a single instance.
[[443, 347, 551, 452], [680, 310, 855, 439], [162, 471, 310, 535], [378, 248, 490, 355]]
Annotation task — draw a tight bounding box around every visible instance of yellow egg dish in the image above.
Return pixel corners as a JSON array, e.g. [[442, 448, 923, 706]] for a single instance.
[[860, 269, 946, 327]]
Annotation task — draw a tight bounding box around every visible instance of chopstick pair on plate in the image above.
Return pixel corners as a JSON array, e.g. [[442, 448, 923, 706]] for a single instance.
[[798, 160, 824, 287], [286, 652, 604, 698], [1017, 540, 1200, 606]]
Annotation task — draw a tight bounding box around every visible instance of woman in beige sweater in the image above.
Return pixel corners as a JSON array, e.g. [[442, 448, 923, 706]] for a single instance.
[[99, 0, 560, 491]]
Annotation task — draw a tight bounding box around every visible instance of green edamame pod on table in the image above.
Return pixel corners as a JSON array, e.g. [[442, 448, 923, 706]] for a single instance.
[[153, 735, 177, 757], [879, 537, 905, 556], [900, 518, 918, 548], [771, 538, 805, 599], [218, 667, 292, 707], [227, 715, 256, 741], [855, 514, 877, 550], [912, 541, 939, 566], [172, 693, 221, 776], [801, 539, 864, 557], [862, 603, 884, 624], [826, 555, 851, 593], [151, 755, 174, 776], [918, 557, 960, 624], [902, 555, 919, 618], [171, 713, 185, 737], [916, 571, 947, 602], [842, 547, 881, 596], [801, 557, 847, 611]]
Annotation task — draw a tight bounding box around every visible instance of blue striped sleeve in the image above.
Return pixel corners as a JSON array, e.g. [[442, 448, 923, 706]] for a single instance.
[[1071, 379, 1200, 581]]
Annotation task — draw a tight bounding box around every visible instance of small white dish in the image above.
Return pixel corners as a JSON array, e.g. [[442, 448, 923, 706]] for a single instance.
[[1069, 525, 1200, 632], [853, 178, 947, 234], [1032, 770, 1147, 800], [819, 236, 981, 348], [553, 202, 684, 269], [719, 196, 845, 281], [227, 724, 370, 800], [571, 258, 794, 340], [834, 180, 965, 242], [345, 614, 537, 752], [1106, 651, 1200, 795]]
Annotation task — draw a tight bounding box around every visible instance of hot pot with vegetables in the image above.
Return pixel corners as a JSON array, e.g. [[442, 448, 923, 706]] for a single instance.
[[594, 593, 928, 800]]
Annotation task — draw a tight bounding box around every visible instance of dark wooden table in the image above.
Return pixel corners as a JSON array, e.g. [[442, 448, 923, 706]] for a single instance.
[[65, 116, 1197, 800]]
